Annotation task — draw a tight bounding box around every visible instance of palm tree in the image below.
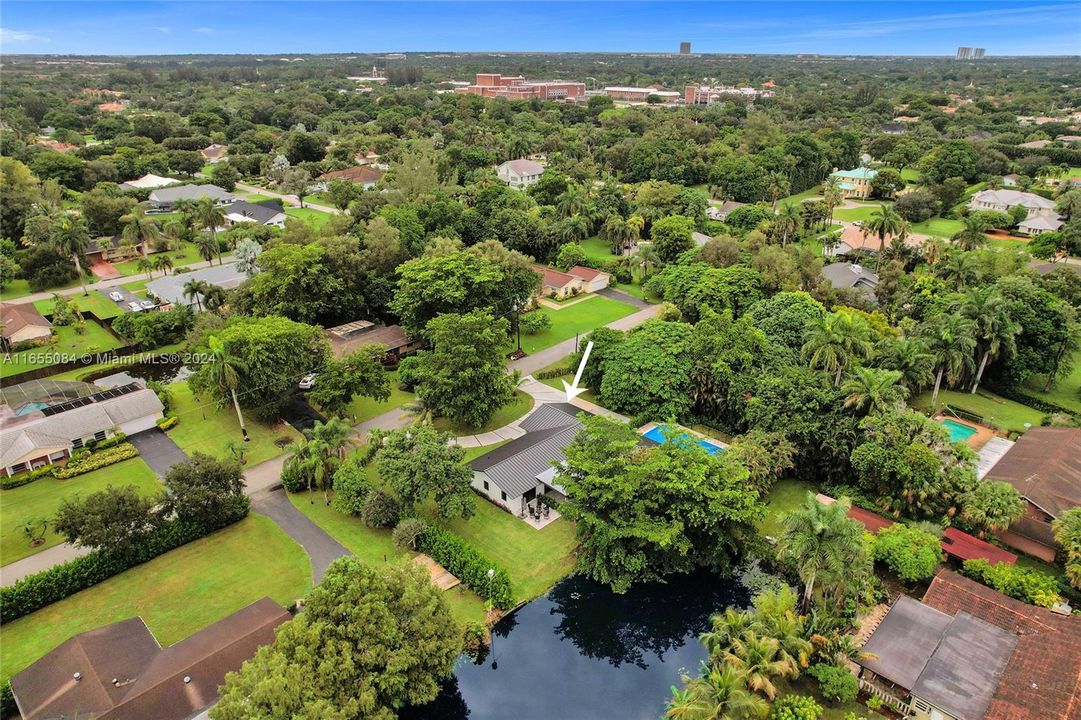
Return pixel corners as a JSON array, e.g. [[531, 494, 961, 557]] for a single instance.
[[766, 171, 790, 211], [193, 197, 226, 264], [205, 336, 249, 441], [183, 279, 209, 312], [558, 213, 590, 244], [632, 243, 662, 280], [920, 313, 977, 406], [822, 177, 843, 228], [602, 214, 635, 255], [556, 185, 586, 219], [401, 397, 436, 425], [120, 208, 162, 258], [801, 312, 873, 386], [841, 366, 907, 415], [160, 221, 184, 252], [862, 204, 904, 269], [203, 285, 227, 313], [774, 202, 802, 247], [666, 665, 768, 720], [153, 253, 174, 276], [137, 257, 154, 279], [722, 632, 796, 700], [51, 215, 91, 295], [778, 492, 867, 613], [875, 336, 936, 393], [951, 215, 989, 251], [196, 233, 219, 265], [937, 251, 980, 291], [701, 608, 753, 660], [308, 418, 352, 505], [951, 287, 1019, 394]]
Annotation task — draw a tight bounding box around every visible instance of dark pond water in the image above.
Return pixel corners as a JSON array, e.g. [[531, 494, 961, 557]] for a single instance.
[[82, 357, 191, 384], [403, 570, 750, 720]]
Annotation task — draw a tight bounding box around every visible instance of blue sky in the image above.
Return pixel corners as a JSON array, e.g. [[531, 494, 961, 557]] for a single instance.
[[1, 1, 1078, 56]]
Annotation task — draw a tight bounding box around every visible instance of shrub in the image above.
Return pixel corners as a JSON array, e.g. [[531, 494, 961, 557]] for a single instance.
[[279, 456, 309, 493], [1, 465, 55, 490], [961, 558, 1061, 608], [555, 243, 589, 271], [1, 502, 248, 623], [331, 455, 372, 514], [808, 664, 858, 704], [771, 694, 823, 720], [519, 311, 552, 335], [535, 366, 573, 380], [416, 524, 513, 609], [53, 443, 138, 479], [156, 415, 179, 431], [360, 488, 401, 528], [392, 518, 427, 550], [873, 524, 944, 582]]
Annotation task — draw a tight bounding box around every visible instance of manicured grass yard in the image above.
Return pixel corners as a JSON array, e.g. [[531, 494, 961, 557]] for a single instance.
[[241, 193, 281, 205], [900, 167, 921, 182], [1, 277, 83, 301], [757, 479, 814, 539], [777, 186, 823, 205], [339, 370, 415, 424], [832, 205, 884, 223], [579, 236, 618, 263], [910, 217, 964, 238], [1, 458, 161, 566], [536, 359, 603, 404], [432, 389, 533, 435], [0, 514, 311, 683], [286, 207, 333, 228], [910, 388, 1047, 434], [1024, 348, 1081, 414], [112, 242, 206, 277], [33, 292, 123, 320], [519, 294, 636, 355], [1, 323, 126, 379], [165, 381, 300, 465]]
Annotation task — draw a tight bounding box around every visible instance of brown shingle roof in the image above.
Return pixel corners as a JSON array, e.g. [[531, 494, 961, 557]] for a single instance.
[[11, 598, 289, 720], [1, 303, 52, 338], [923, 570, 1081, 720], [326, 323, 418, 357], [985, 427, 1081, 518]]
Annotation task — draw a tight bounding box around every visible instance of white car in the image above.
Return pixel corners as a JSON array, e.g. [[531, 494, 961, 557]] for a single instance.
[[139, 299, 156, 310], [128, 301, 143, 312], [298, 373, 317, 390], [109, 291, 124, 302]]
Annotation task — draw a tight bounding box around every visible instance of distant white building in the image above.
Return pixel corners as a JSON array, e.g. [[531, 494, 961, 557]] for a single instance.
[[147, 184, 234, 212], [498, 159, 545, 189], [968, 189, 1062, 236]]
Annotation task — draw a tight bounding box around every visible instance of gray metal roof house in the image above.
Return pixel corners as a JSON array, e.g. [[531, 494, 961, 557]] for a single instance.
[[145, 263, 248, 308], [147, 184, 234, 212]]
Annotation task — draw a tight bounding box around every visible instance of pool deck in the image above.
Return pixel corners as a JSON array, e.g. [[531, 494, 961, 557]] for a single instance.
[[934, 415, 995, 450], [637, 422, 730, 450]]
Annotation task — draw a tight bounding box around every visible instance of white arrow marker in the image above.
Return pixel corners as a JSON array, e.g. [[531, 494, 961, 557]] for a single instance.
[[562, 341, 594, 402]]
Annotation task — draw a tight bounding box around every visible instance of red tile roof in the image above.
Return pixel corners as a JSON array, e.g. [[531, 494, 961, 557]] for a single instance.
[[985, 427, 1081, 518], [1, 303, 52, 338], [848, 505, 895, 533], [317, 166, 384, 184], [923, 570, 1081, 720], [534, 265, 578, 290], [941, 527, 1018, 565], [567, 265, 609, 282]]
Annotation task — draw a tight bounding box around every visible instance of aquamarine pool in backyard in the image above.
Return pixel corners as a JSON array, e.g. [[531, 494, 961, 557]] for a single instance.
[[642, 425, 726, 455], [940, 419, 978, 443]]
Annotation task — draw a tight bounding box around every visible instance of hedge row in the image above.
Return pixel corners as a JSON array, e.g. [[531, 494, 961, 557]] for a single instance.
[[0, 501, 249, 624], [535, 366, 573, 380], [157, 415, 179, 431], [417, 524, 514, 610], [991, 143, 1081, 166], [961, 558, 1061, 609], [53, 443, 138, 479], [985, 383, 1081, 421]]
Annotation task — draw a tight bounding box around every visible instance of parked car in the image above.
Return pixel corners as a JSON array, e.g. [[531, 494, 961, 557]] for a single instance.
[[298, 373, 317, 390], [128, 301, 143, 312], [139, 299, 156, 310], [109, 291, 124, 302]]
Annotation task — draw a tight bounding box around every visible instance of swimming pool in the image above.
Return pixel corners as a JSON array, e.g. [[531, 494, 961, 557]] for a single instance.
[[940, 419, 978, 443], [641, 425, 725, 455]]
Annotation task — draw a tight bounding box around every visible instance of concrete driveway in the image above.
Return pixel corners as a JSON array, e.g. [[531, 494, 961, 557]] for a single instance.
[[128, 428, 189, 477]]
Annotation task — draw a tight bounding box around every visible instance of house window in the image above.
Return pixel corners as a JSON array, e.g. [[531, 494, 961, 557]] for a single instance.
[[500, 491, 507, 501], [71, 438, 84, 449], [10, 462, 27, 474], [483, 481, 489, 491], [94, 431, 108, 442]]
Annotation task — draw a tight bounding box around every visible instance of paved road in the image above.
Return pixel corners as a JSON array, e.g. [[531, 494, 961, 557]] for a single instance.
[[1, 543, 91, 587], [128, 428, 189, 477], [234, 182, 341, 215], [9, 256, 226, 305], [251, 489, 350, 583]]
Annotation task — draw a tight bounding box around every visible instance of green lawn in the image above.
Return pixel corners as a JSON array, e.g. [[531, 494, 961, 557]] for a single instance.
[[536, 359, 603, 405], [122, 277, 150, 293], [0, 514, 311, 683], [338, 370, 415, 424], [1023, 348, 1081, 414], [900, 168, 921, 182], [777, 186, 823, 205], [1, 323, 126, 379], [112, 243, 206, 277], [911, 388, 1047, 434], [241, 193, 282, 205], [519, 294, 636, 355], [757, 479, 815, 539], [33, 292, 122, 320], [579, 236, 619, 263], [910, 217, 964, 238], [287, 493, 490, 627], [432, 389, 533, 435], [1, 276, 83, 301], [986, 236, 1030, 253], [286, 207, 333, 229], [832, 205, 885, 223], [1, 458, 162, 566], [164, 381, 300, 465]]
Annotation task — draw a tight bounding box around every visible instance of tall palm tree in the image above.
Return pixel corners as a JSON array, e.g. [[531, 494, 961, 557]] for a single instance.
[[700, 608, 753, 660], [774, 202, 802, 247], [183, 278, 209, 312], [633, 243, 662, 280], [920, 313, 977, 406], [137, 257, 154, 279], [801, 312, 873, 386], [937, 251, 980, 291], [193, 197, 226, 264], [951, 287, 1019, 394], [822, 177, 843, 228], [120, 208, 162, 257], [951, 215, 989, 251], [51, 215, 91, 295], [555, 185, 586, 219], [666, 665, 768, 720], [722, 632, 796, 700], [205, 335, 249, 441], [766, 171, 790, 211], [778, 492, 867, 613], [153, 253, 174, 276], [195, 233, 219, 265], [203, 285, 228, 313], [558, 213, 590, 244], [160, 221, 184, 252], [602, 214, 635, 255], [308, 418, 352, 505], [841, 366, 907, 415], [875, 335, 936, 393], [862, 204, 904, 269]]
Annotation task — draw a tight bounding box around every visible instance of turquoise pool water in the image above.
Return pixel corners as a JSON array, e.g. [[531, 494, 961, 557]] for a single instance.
[[940, 419, 977, 442], [642, 425, 724, 455]]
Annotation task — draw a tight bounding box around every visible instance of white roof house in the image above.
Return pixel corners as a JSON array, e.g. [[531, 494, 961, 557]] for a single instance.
[[1018, 214, 1064, 235], [497, 159, 545, 189], [119, 174, 180, 191], [145, 263, 248, 308], [968, 189, 1056, 213]]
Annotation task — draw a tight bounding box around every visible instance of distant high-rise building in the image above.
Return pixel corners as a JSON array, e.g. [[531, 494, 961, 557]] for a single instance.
[[679, 41, 691, 55], [973, 48, 986, 59], [956, 47, 972, 59]]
